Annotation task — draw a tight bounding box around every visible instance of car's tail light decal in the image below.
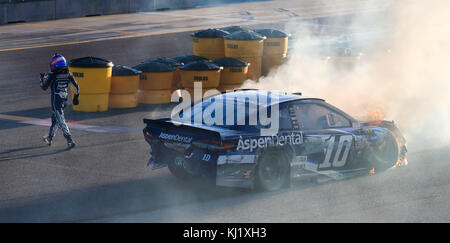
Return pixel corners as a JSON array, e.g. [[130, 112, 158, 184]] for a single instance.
[[192, 139, 235, 152]]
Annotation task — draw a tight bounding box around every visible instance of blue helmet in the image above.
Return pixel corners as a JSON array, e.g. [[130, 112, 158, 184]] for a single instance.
[[50, 54, 68, 71]]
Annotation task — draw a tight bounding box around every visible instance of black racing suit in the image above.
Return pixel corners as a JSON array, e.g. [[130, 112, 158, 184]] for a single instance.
[[40, 69, 80, 141]]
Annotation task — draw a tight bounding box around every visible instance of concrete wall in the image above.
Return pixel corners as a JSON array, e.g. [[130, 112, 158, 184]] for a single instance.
[[0, 0, 266, 25], [2, 0, 55, 23], [0, 0, 195, 24]]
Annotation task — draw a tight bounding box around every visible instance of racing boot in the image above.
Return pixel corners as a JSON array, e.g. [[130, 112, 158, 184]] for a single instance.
[[42, 135, 52, 146], [66, 136, 76, 150]]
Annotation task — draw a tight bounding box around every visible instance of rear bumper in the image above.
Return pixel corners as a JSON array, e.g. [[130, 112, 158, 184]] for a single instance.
[[216, 153, 257, 189], [147, 140, 258, 188]]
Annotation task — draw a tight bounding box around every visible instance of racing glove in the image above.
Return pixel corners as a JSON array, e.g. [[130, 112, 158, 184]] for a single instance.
[[40, 72, 52, 90], [73, 94, 79, 106], [39, 73, 46, 89]]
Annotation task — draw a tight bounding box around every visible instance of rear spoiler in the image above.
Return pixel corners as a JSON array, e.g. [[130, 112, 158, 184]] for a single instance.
[[143, 118, 222, 140]]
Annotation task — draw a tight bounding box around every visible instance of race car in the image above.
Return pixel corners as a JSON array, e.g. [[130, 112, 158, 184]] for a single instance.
[[143, 90, 407, 191]]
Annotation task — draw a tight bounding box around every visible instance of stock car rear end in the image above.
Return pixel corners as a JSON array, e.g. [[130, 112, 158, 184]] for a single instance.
[[143, 90, 407, 191]]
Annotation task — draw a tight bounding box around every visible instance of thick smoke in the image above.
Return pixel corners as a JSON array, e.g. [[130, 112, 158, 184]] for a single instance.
[[243, 0, 450, 150]]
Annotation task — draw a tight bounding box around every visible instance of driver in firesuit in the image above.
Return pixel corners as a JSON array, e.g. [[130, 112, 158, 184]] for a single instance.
[[40, 54, 80, 150]]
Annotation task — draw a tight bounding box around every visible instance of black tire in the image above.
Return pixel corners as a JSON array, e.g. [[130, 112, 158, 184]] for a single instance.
[[256, 149, 290, 191], [367, 131, 399, 171], [167, 157, 193, 180]]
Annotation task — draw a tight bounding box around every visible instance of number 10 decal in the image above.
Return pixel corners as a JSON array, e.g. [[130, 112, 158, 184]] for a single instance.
[[319, 135, 352, 168]]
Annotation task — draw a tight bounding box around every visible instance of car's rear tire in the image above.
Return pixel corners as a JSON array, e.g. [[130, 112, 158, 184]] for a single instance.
[[367, 131, 399, 171], [256, 149, 290, 191], [168, 157, 194, 180]]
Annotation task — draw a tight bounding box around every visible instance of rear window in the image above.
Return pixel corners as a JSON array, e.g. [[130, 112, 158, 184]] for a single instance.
[[172, 94, 273, 131]]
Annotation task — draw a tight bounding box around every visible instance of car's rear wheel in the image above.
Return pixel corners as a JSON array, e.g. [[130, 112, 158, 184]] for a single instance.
[[256, 149, 290, 191], [367, 131, 400, 171], [168, 156, 194, 180]]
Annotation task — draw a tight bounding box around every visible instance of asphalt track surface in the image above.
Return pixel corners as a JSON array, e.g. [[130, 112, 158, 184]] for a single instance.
[[0, 0, 449, 222]]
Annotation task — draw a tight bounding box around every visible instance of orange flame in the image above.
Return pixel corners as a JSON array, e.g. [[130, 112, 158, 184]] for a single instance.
[[367, 109, 385, 122], [393, 137, 408, 168]]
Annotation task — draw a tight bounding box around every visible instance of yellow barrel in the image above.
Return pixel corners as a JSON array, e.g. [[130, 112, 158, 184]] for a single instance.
[[254, 29, 289, 56], [325, 48, 363, 70], [143, 57, 183, 92], [193, 38, 225, 60], [224, 31, 266, 81], [192, 29, 230, 60], [224, 31, 265, 57], [134, 62, 176, 90], [237, 56, 262, 81], [68, 57, 113, 94], [108, 65, 141, 109], [173, 55, 209, 65], [68, 67, 112, 94], [137, 89, 172, 104], [172, 56, 209, 91], [72, 93, 109, 112], [172, 68, 182, 91], [68, 56, 113, 112], [110, 65, 141, 94], [185, 87, 209, 99], [224, 39, 264, 57], [139, 72, 174, 90], [254, 29, 289, 76], [262, 37, 288, 55], [179, 61, 223, 89], [143, 57, 183, 68], [220, 25, 251, 34], [218, 84, 243, 92], [261, 53, 287, 76], [213, 57, 249, 85], [109, 93, 138, 108], [111, 75, 140, 94]]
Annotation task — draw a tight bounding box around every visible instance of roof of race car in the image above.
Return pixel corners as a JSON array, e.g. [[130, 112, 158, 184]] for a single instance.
[[210, 89, 324, 106]]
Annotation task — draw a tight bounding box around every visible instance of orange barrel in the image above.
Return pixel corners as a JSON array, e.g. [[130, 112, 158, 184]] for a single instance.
[[179, 61, 223, 90], [192, 29, 230, 60], [133, 62, 175, 104], [220, 25, 251, 34], [109, 65, 141, 108], [68, 56, 113, 112], [223, 31, 266, 81], [254, 29, 289, 76], [213, 57, 249, 85]]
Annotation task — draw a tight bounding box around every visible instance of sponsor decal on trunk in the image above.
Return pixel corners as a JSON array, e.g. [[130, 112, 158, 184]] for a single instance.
[[236, 132, 303, 152], [159, 132, 193, 143]]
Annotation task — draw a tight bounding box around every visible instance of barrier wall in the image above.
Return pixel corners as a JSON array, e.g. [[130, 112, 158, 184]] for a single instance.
[[2, 0, 55, 23], [0, 0, 268, 25], [0, 0, 197, 24]]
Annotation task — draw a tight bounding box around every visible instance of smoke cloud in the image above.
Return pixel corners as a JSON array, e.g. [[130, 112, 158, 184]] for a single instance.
[[243, 0, 450, 150]]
